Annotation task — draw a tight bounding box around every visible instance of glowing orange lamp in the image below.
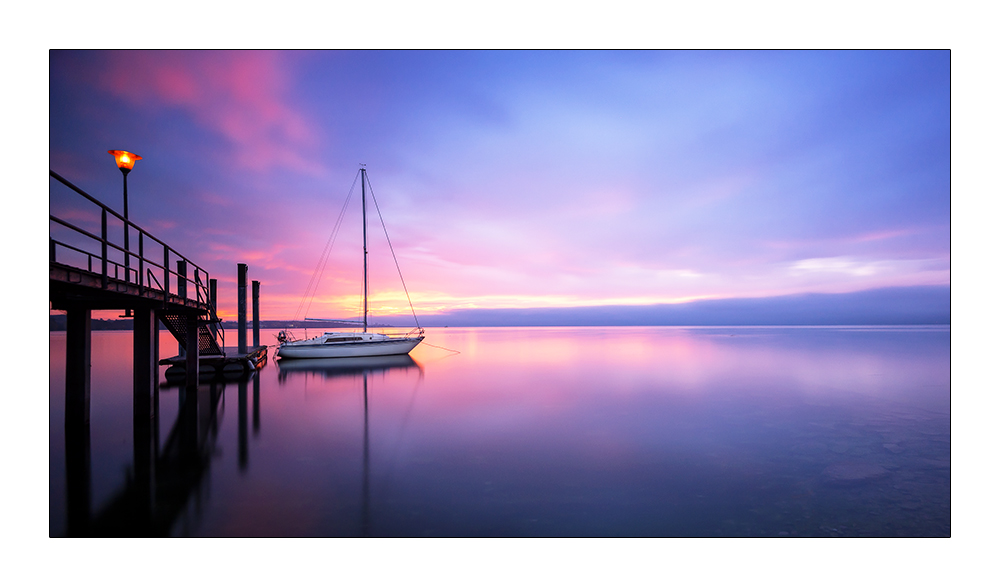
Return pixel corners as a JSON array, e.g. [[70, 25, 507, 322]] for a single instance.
[[109, 150, 141, 175], [109, 150, 141, 312]]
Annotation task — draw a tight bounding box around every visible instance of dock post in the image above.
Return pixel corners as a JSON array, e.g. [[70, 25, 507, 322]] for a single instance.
[[238, 264, 248, 354], [65, 306, 91, 536], [185, 313, 199, 388], [132, 307, 156, 522], [65, 307, 92, 430], [133, 307, 157, 419], [252, 280, 260, 348]]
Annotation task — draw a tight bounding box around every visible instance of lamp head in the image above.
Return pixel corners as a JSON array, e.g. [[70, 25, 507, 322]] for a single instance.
[[108, 150, 142, 175]]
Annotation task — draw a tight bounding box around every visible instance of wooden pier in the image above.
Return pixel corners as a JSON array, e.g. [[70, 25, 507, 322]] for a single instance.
[[50, 169, 268, 535]]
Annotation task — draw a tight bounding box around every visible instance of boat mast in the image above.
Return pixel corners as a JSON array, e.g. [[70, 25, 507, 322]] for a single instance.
[[361, 165, 368, 333]]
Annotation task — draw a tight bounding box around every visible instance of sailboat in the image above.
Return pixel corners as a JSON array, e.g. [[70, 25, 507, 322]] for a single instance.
[[276, 166, 424, 360]]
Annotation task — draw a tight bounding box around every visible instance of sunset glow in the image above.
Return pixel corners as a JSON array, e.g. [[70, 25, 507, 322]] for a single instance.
[[51, 51, 950, 323]]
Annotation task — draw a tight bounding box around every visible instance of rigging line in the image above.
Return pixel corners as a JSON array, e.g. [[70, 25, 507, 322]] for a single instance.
[[365, 173, 422, 330], [296, 185, 352, 321], [297, 171, 360, 322], [303, 173, 358, 319], [298, 170, 359, 319], [420, 341, 461, 355], [295, 211, 340, 322]]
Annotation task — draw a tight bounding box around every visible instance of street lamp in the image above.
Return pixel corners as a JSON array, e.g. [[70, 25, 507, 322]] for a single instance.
[[109, 150, 141, 316]]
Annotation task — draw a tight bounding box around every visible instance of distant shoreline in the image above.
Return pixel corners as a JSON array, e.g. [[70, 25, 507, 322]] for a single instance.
[[49, 285, 950, 331], [48, 317, 388, 332]]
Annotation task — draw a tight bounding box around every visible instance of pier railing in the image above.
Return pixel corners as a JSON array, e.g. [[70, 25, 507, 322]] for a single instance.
[[49, 170, 217, 322]]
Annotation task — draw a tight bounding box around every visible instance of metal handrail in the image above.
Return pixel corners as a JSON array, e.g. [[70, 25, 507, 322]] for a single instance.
[[49, 170, 212, 308]]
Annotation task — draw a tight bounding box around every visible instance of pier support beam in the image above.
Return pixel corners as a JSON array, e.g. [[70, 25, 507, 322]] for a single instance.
[[252, 280, 260, 348], [65, 307, 91, 430], [133, 307, 157, 419], [65, 306, 92, 536], [238, 264, 248, 354], [132, 307, 157, 522]]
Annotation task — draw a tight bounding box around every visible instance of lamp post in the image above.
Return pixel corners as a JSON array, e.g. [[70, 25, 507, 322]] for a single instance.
[[109, 150, 141, 317]]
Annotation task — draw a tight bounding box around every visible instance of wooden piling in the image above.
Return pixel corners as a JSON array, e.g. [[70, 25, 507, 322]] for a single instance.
[[132, 307, 156, 523], [65, 306, 92, 536], [238, 264, 248, 354], [65, 307, 91, 428], [252, 280, 260, 348]]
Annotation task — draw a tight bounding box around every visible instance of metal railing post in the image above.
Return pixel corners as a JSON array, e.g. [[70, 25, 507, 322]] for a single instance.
[[138, 233, 145, 294], [101, 209, 108, 289]]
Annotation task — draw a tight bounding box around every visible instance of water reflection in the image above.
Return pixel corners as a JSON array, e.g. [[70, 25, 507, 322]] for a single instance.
[[74, 376, 235, 536], [277, 354, 421, 382], [55, 351, 264, 536], [51, 326, 949, 537], [276, 355, 423, 537]]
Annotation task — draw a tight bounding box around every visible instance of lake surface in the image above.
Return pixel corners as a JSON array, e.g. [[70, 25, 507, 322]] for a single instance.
[[50, 326, 950, 537]]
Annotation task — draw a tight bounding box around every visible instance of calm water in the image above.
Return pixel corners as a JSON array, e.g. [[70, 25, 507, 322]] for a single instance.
[[50, 326, 950, 537]]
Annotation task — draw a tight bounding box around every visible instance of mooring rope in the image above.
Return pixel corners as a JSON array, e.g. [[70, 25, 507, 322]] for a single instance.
[[419, 341, 461, 355]]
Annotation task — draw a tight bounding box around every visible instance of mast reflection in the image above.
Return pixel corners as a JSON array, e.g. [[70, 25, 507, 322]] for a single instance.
[[275, 354, 422, 537], [362, 373, 370, 537]]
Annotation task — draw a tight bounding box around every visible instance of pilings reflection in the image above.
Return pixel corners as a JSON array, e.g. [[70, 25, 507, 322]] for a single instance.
[[63, 368, 262, 536]]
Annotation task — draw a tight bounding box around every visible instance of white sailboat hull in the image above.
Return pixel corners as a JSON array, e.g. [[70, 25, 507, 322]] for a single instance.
[[282, 167, 426, 361], [276, 332, 423, 360]]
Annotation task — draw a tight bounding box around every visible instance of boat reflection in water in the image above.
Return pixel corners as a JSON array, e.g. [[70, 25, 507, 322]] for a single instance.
[[276, 354, 423, 537], [277, 354, 421, 382]]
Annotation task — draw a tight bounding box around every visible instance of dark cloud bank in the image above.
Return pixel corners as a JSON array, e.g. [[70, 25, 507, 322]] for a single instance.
[[395, 286, 950, 327]]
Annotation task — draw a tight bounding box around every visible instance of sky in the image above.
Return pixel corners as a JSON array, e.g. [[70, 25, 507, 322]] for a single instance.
[[48, 50, 950, 322]]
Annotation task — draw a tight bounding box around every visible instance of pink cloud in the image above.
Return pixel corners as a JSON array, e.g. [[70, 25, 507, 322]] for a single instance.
[[96, 51, 325, 176]]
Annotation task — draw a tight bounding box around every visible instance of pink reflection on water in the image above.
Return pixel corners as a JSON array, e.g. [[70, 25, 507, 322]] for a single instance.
[[51, 326, 950, 536]]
